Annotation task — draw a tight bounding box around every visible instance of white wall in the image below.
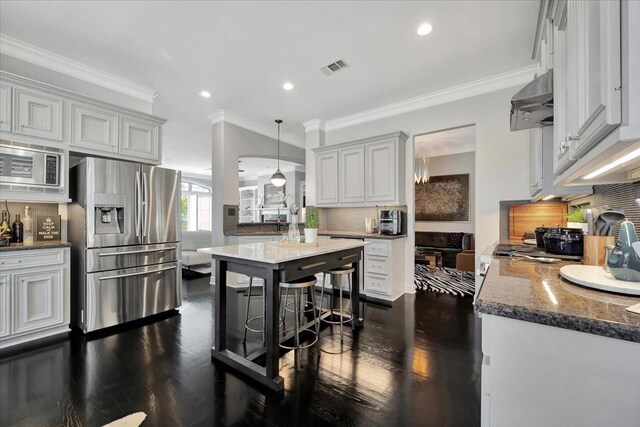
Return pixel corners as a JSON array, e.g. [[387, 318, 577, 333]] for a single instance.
[[306, 86, 531, 292], [211, 121, 305, 246], [415, 151, 475, 234]]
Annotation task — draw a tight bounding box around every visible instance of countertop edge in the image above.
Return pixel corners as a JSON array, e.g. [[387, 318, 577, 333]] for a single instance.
[[0, 242, 72, 252], [475, 299, 640, 344]]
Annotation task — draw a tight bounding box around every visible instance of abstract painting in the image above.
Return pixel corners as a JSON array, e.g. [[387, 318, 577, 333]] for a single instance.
[[415, 174, 469, 221], [264, 183, 286, 206]]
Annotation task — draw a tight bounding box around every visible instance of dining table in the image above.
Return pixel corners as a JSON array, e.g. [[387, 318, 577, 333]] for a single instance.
[[198, 238, 366, 391]]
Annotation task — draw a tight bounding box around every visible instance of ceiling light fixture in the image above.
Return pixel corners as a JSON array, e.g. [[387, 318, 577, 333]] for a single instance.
[[542, 195, 556, 201], [199, 90, 211, 98], [417, 23, 433, 36], [270, 119, 287, 187], [414, 156, 430, 184], [582, 147, 640, 179], [283, 82, 294, 91]]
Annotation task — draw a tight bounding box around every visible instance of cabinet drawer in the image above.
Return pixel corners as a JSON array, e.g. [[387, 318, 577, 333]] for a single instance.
[[366, 256, 388, 275], [0, 249, 65, 270], [364, 273, 390, 295], [364, 240, 389, 257]]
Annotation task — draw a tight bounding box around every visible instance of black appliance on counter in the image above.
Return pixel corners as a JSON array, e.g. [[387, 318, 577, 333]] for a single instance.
[[542, 227, 584, 256], [378, 210, 404, 235]]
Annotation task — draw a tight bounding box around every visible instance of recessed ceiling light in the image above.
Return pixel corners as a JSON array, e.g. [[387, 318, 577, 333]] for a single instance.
[[199, 90, 211, 98], [283, 82, 294, 91], [417, 23, 433, 36]]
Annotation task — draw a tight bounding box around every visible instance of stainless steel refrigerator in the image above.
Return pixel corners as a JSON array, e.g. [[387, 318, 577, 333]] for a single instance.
[[69, 157, 182, 333]]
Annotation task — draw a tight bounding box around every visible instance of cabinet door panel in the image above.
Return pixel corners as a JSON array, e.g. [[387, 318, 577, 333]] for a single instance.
[[0, 274, 10, 338], [316, 150, 338, 204], [71, 103, 118, 153], [553, 23, 575, 174], [119, 116, 160, 161], [0, 83, 10, 132], [530, 127, 542, 196], [365, 141, 396, 202], [13, 88, 63, 141], [570, 0, 621, 158], [12, 269, 63, 335], [339, 146, 365, 203]]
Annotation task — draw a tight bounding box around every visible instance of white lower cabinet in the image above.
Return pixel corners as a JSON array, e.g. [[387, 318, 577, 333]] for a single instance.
[[0, 247, 70, 349], [363, 238, 405, 301], [481, 313, 640, 427], [12, 269, 64, 335], [0, 273, 10, 338]]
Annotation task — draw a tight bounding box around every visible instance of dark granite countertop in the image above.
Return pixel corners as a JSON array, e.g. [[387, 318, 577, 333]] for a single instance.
[[0, 241, 71, 252], [319, 231, 407, 240], [475, 257, 640, 343]]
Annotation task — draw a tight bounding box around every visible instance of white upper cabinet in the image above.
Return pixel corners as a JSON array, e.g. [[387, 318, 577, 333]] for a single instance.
[[567, 0, 621, 158], [339, 146, 365, 203], [316, 150, 339, 204], [313, 132, 406, 207], [71, 103, 118, 153], [0, 83, 10, 132], [12, 87, 63, 141], [365, 139, 397, 203], [1, 72, 166, 165], [530, 127, 543, 197], [119, 116, 160, 161], [538, 0, 635, 185]]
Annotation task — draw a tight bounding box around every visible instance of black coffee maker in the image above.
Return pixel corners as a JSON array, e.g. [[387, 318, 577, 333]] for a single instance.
[[378, 210, 403, 235]]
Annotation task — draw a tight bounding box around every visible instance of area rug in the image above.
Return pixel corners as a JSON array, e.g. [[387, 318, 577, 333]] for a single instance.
[[103, 412, 146, 427], [415, 265, 475, 296]]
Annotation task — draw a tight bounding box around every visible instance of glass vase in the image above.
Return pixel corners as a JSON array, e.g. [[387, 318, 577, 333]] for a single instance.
[[288, 214, 300, 242]]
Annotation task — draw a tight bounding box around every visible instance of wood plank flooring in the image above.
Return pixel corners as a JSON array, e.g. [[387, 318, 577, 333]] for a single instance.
[[0, 275, 481, 426]]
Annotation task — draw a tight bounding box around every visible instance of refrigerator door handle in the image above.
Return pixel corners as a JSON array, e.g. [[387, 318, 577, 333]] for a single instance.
[[142, 171, 148, 242], [98, 247, 171, 257], [98, 265, 176, 281], [135, 170, 142, 238]]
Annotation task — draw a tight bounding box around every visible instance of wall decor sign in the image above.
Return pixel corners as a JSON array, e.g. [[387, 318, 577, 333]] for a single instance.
[[264, 183, 286, 207], [36, 215, 61, 241], [415, 174, 470, 221]]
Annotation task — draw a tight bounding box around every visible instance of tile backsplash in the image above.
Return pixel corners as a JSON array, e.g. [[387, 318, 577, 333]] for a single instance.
[[2, 202, 58, 224], [319, 206, 407, 233]]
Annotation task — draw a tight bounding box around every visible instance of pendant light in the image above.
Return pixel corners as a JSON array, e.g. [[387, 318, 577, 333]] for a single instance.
[[414, 156, 430, 184], [270, 119, 287, 187]]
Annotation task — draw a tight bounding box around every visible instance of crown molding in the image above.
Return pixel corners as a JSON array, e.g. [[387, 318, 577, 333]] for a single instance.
[[208, 109, 305, 148], [302, 118, 325, 132], [323, 64, 538, 132], [0, 34, 158, 103]]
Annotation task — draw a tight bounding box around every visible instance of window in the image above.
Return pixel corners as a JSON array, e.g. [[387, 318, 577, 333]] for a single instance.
[[181, 180, 211, 231]]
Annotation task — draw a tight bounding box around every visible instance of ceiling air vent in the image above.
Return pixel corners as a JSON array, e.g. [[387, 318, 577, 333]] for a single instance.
[[320, 59, 350, 76]]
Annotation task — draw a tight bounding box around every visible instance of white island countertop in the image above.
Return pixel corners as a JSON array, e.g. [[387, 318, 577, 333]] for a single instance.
[[198, 239, 367, 264]]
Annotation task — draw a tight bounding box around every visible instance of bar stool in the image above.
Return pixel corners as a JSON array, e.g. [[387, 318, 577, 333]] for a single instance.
[[242, 277, 283, 346], [319, 265, 354, 351], [279, 276, 320, 364]]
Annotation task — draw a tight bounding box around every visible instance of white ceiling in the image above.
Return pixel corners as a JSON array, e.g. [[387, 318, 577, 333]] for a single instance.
[[0, 1, 538, 174], [415, 125, 476, 158], [239, 157, 304, 180]]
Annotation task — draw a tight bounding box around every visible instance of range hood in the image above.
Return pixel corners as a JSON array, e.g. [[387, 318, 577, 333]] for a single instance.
[[510, 70, 554, 131]]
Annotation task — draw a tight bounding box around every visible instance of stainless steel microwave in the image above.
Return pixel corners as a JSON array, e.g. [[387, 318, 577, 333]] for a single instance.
[[0, 144, 62, 188]]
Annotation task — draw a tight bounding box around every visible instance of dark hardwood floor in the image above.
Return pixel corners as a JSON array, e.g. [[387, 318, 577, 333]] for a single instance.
[[0, 275, 481, 427]]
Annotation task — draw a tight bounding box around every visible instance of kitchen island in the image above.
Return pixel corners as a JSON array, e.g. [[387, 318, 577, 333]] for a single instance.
[[475, 257, 640, 427], [198, 239, 366, 391]]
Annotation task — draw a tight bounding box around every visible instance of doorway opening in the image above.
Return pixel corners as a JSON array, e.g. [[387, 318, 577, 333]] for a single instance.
[[412, 125, 476, 296]]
